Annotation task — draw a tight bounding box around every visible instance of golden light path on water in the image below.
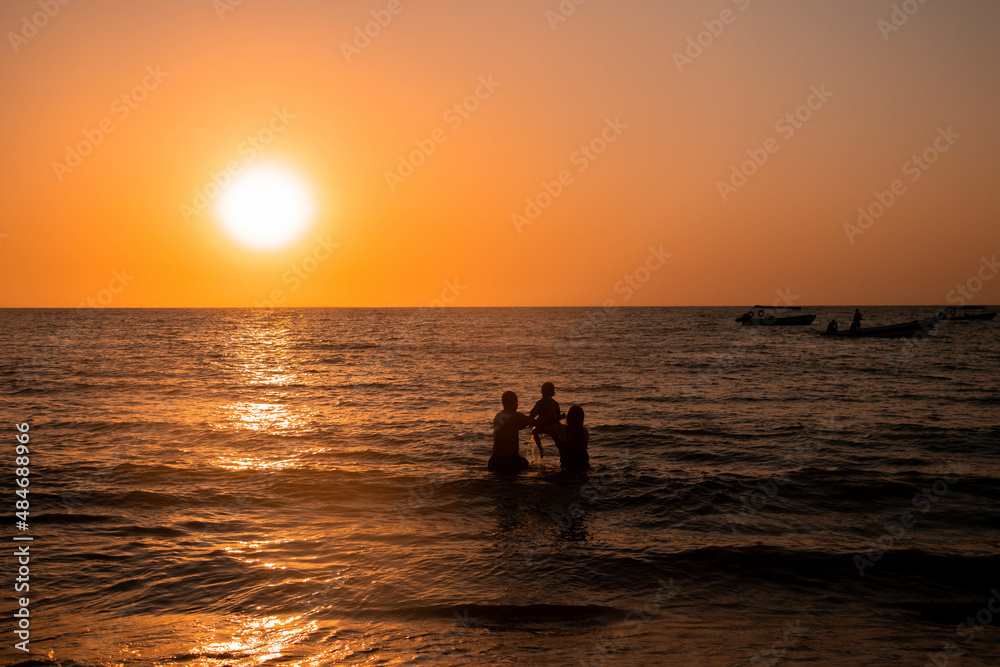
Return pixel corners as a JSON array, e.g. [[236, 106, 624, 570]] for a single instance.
[[192, 315, 442, 665], [181, 319, 352, 664], [210, 316, 328, 469]]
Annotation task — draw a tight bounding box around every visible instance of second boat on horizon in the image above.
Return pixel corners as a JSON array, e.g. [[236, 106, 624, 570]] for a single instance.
[[736, 305, 817, 326]]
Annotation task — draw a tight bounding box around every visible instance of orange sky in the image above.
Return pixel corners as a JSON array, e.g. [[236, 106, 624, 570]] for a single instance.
[[1, 0, 999, 307]]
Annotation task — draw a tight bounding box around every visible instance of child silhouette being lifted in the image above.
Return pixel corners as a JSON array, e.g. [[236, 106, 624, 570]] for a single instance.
[[528, 382, 565, 457]]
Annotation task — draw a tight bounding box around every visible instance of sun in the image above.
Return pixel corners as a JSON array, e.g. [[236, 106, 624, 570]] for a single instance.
[[216, 164, 316, 251]]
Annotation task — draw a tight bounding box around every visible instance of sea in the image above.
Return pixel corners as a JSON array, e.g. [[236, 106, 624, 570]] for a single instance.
[[1, 307, 998, 666]]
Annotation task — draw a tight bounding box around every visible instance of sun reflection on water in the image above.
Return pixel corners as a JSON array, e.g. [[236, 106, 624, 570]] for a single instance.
[[192, 615, 319, 665], [222, 539, 291, 569], [214, 401, 313, 433], [213, 455, 301, 471], [214, 316, 316, 427]]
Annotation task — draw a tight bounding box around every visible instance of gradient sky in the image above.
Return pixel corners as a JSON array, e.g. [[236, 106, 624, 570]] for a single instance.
[[1, 0, 999, 307]]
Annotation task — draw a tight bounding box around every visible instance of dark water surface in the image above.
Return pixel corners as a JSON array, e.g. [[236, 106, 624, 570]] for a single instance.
[[1, 307, 999, 665]]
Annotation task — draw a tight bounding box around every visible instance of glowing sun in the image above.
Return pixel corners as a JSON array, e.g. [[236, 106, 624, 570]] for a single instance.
[[216, 165, 315, 251]]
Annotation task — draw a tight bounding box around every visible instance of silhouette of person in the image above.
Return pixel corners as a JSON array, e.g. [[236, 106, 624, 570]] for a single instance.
[[825, 320, 838, 335], [553, 405, 590, 470], [488, 391, 534, 474], [849, 309, 862, 334], [528, 382, 564, 457]]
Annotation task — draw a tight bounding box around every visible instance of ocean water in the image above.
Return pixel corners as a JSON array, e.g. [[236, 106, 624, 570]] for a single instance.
[[1, 307, 999, 666]]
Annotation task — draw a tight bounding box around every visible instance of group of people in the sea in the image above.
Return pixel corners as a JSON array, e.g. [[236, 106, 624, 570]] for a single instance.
[[489, 382, 590, 474], [825, 308, 863, 335]]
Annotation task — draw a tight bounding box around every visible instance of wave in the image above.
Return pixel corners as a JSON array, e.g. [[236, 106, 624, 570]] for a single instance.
[[373, 603, 622, 623], [550, 545, 1000, 595], [32, 513, 116, 524]]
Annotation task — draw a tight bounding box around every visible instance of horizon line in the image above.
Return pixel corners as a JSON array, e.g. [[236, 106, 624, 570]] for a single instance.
[[1, 305, 993, 310]]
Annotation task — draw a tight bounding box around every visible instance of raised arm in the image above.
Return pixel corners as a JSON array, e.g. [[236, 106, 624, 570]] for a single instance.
[[518, 412, 537, 430]]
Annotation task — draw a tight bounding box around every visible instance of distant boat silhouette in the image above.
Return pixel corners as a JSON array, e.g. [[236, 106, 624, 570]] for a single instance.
[[736, 305, 817, 326], [935, 306, 997, 322]]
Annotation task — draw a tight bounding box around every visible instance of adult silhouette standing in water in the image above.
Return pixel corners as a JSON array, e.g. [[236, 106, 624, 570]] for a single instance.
[[488, 391, 535, 474], [849, 308, 863, 334]]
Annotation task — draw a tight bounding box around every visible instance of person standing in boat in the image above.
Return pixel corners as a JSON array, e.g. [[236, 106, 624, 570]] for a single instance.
[[849, 309, 862, 334]]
